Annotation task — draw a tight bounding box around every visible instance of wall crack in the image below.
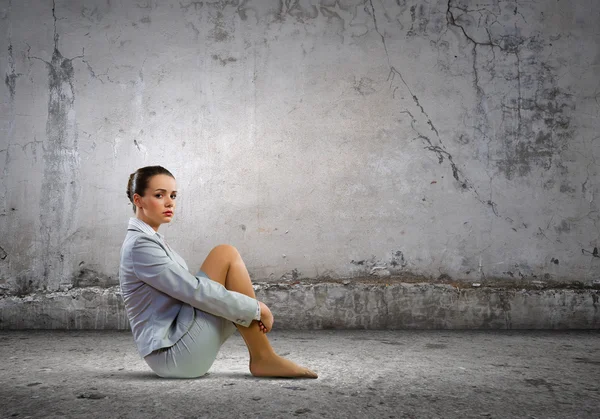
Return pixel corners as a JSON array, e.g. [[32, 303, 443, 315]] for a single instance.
[[368, 1, 500, 219]]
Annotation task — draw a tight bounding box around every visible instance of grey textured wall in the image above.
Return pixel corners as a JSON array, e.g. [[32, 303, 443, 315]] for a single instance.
[[1, 0, 599, 299]]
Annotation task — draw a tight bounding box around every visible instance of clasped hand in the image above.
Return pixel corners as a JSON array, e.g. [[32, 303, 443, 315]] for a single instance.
[[257, 301, 273, 333]]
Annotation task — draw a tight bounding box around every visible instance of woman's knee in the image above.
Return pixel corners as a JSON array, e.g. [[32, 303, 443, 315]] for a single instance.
[[210, 244, 240, 261]]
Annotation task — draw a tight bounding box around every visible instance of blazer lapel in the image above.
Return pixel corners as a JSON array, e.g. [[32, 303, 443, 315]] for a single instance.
[[127, 226, 189, 271], [156, 235, 189, 271], [169, 248, 189, 271]]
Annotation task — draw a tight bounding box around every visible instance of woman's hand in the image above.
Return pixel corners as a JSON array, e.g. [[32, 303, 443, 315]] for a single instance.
[[257, 301, 274, 333]]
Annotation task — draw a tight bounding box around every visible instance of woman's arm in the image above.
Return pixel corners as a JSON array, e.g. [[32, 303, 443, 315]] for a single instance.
[[131, 235, 258, 327]]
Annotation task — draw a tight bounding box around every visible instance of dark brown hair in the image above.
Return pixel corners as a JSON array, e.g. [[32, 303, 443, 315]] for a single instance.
[[126, 166, 175, 214]]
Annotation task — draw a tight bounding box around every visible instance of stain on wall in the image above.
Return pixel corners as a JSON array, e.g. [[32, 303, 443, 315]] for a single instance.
[[4, 44, 20, 100], [444, 1, 578, 182], [72, 266, 118, 288], [33, 3, 82, 292]]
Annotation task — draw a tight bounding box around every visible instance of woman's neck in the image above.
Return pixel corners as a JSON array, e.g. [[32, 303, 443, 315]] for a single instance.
[[136, 214, 159, 232]]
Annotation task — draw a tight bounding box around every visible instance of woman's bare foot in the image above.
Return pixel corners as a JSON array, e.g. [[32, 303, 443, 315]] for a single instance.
[[250, 353, 318, 378]]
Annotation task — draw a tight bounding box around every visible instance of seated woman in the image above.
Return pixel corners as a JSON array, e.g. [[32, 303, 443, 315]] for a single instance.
[[119, 165, 318, 379]]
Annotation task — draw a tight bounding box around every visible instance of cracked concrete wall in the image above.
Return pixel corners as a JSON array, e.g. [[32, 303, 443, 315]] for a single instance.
[[0, 0, 599, 298]]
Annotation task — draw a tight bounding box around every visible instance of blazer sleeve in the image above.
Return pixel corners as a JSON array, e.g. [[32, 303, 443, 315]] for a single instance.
[[130, 235, 258, 327]]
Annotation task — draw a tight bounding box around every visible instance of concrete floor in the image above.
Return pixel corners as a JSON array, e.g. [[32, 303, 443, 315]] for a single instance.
[[0, 330, 598, 419]]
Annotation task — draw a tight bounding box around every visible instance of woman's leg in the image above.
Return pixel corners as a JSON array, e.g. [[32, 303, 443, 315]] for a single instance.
[[200, 244, 317, 378]]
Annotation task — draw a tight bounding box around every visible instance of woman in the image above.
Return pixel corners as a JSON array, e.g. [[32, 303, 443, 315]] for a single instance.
[[119, 165, 318, 379]]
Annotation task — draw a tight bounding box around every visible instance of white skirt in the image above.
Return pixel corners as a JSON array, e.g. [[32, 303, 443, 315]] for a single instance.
[[144, 308, 237, 378]]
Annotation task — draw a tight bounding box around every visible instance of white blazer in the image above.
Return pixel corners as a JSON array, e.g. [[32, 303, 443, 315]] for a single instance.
[[119, 218, 259, 357]]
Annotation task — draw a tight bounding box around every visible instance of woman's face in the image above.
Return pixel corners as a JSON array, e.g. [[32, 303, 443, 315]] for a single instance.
[[133, 174, 177, 230]]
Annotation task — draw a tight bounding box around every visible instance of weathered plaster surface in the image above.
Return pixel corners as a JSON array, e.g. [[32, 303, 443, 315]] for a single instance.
[[0, 0, 599, 302], [1, 282, 598, 329]]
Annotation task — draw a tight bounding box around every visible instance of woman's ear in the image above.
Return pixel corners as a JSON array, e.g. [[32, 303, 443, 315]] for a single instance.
[[133, 193, 143, 209]]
